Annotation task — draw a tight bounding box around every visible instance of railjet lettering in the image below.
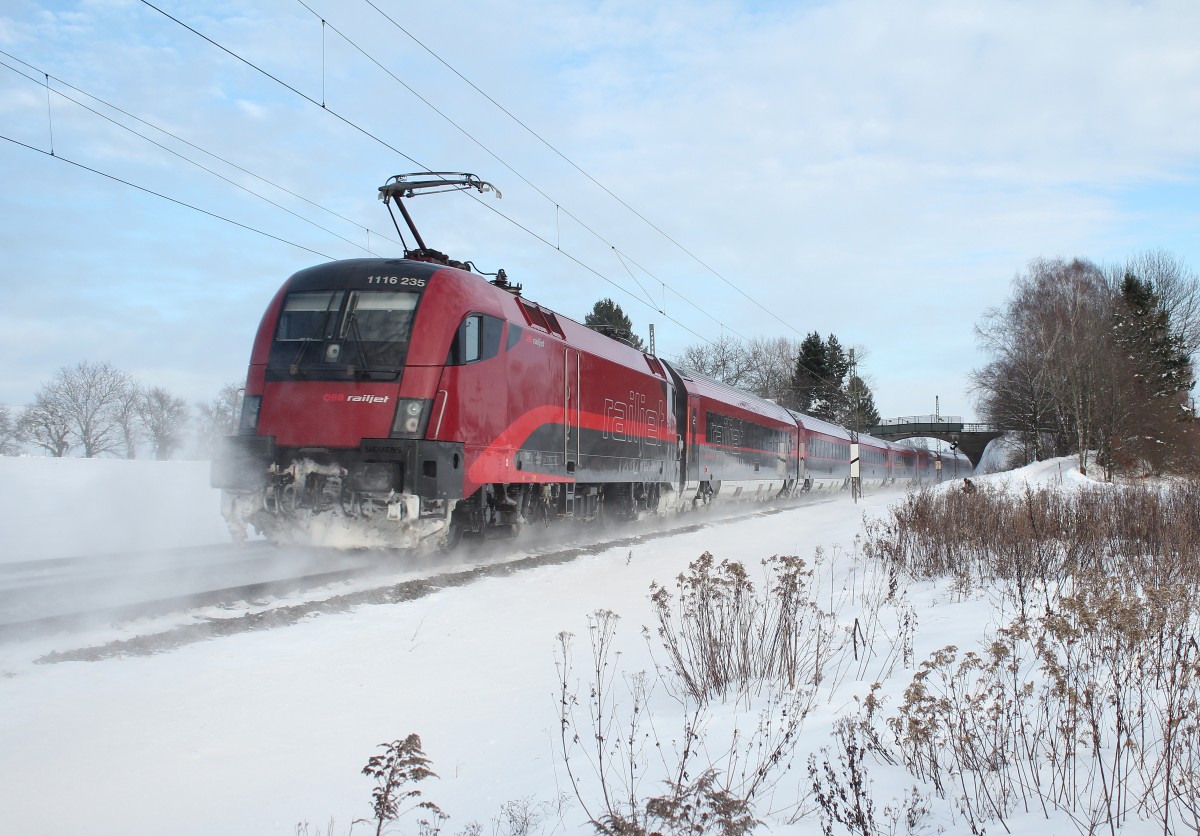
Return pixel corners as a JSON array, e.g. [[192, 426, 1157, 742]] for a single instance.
[[323, 393, 390, 404], [602, 391, 664, 446]]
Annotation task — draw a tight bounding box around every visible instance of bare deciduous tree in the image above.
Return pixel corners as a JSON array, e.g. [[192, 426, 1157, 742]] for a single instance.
[[195, 383, 242, 457], [18, 362, 134, 458], [57, 361, 136, 458], [1039, 259, 1112, 475], [17, 394, 73, 457], [674, 334, 750, 387], [112, 381, 144, 459], [679, 334, 878, 416], [742, 336, 802, 403], [139, 387, 190, 461], [975, 258, 1113, 474], [0, 405, 21, 456]]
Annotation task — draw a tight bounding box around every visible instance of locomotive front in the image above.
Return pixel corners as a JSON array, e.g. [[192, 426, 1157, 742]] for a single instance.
[[212, 257, 468, 548]]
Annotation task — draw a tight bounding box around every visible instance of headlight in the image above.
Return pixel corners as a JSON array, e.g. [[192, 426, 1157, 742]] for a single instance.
[[391, 398, 430, 438]]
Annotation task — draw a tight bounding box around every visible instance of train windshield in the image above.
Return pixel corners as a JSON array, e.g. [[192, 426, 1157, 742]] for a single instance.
[[276, 291, 344, 341], [340, 291, 418, 369], [269, 289, 420, 379]]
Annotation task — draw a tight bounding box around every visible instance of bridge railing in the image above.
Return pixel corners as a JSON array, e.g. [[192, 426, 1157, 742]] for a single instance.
[[874, 415, 964, 426], [867, 418, 1001, 435]]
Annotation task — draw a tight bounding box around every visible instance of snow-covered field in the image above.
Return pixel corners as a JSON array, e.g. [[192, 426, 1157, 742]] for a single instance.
[[0, 456, 1121, 835]]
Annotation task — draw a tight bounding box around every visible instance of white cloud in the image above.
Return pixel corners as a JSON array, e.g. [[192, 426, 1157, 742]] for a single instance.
[[234, 98, 268, 120]]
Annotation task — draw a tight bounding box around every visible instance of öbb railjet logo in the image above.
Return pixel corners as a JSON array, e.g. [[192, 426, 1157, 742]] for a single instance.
[[323, 393, 391, 404]]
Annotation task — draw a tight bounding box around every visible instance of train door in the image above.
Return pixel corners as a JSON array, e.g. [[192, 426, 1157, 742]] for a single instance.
[[799, 432, 809, 490], [687, 397, 701, 485], [564, 347, 581, 474]]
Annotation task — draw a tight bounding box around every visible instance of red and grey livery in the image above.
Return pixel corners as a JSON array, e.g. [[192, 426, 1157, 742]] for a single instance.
[[211, 174, 971, 549]]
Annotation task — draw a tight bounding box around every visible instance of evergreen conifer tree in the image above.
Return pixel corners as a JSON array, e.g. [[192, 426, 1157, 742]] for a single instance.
[[584, 298, 645, 350], [822, 335, 850, 420], [791, 332, 827, 413], [1115, 274, 1193, 399], [841, 374, 881, 430]]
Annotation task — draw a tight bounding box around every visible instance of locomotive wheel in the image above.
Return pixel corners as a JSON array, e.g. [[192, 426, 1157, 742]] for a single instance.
[[280, 483, 300, 514]]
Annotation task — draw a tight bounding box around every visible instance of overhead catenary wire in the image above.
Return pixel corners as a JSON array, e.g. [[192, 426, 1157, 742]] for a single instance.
[[298, 0, 805, 352], [0, 133, 336, 261], [0, 48, 403, 253], [355, 0, 811, 343], [0, 58, 372, 256], [2, 43, 708, 343], [320, 1, 814, 348], [311, 0, 843, 387], [13, 1, 839, 387], [0, 11, 724, 348], [136, 0, 426, 171], [292, 0, 663, 315], [132, 0, 740, 348]]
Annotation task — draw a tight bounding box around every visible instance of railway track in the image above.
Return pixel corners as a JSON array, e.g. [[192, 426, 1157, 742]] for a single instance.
[[3, 494, 844, 656], [0, 542, 382, 640]]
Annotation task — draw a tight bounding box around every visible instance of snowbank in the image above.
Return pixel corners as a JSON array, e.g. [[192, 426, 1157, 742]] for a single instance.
[[973, 454, 1101, 491]]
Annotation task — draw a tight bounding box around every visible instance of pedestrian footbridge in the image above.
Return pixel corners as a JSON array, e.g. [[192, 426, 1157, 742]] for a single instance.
[[864, 416, 1003, 468]]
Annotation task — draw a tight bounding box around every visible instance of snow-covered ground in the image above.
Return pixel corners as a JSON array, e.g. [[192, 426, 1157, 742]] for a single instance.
[[0, 455, 1121, 835]]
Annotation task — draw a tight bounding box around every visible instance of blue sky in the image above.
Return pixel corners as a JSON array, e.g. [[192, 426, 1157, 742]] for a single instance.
[[2, 0, 1198, 421]]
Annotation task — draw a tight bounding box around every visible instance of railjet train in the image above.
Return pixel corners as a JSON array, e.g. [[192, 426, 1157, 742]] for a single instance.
[[211, 174, 971, 548]]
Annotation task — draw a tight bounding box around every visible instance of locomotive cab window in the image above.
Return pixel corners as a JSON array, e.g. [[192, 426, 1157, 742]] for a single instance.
[[343, 291, 418, 343], [268, 288, 420, 378], [447, 314, 504, 366], [276, 291, 344, 341], [340, 290, 420, 369]]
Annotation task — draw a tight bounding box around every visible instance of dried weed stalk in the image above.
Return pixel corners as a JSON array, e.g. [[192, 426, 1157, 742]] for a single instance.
[[648, 552, 838, 704], [556, 605, 811, 834], [872, 479, 1200, 833]]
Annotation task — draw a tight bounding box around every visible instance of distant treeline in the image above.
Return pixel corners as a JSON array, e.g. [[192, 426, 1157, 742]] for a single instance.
[[0, 362, 240, 460]]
